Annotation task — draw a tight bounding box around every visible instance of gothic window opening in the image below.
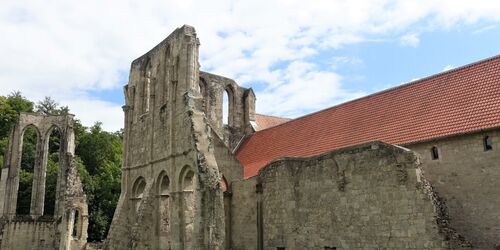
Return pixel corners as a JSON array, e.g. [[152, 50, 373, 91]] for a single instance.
[[72, 209, 80, 238], [43, 126, 61, 216], [157, 172, 171, 249], [223, 89, 230, 125], [16, 125, 39, 215], [484, 136, 493, 151], [133, 177, 147, 199], [180, 166, 196, 248], [431, 146, 439, 160], [132, 176, 147, 213]]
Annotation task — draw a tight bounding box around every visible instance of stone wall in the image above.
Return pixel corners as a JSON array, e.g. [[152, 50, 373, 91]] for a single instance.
[[0, 219, 57, 249], [408, 129, 500, 249], [231, 177, 258, 250], [252, 142, 469, 250], [199, 71, 256, 150], [106, 25, 227, 250]]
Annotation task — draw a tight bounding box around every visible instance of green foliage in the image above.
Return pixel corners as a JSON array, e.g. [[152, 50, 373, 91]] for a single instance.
[[0, 92, 34, 168], [76, 122, 122, 241], [16, 169, 33, 215], [36, 96, 69, 115], [76, 122, 122, 176]]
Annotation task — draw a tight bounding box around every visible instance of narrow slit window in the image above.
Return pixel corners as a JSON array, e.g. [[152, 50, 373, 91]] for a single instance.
[[277, 248, 285, 250], [431, 146, 439, 160], [484, 136, 493, 151], [325, 247, 337, 250], [223, 89, 229, 125]]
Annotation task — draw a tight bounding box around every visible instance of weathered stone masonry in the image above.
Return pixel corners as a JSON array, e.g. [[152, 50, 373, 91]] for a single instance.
[[105, 25, 248, 250]]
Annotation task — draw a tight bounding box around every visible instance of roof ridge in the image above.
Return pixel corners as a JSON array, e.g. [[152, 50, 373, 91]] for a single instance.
[[255, 113, 291, 119], [251, 53, 500, 134]]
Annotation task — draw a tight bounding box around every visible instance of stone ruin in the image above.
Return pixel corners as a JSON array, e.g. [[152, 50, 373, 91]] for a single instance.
[[0, 113, 88, 249], [1, 24, 498, 249]]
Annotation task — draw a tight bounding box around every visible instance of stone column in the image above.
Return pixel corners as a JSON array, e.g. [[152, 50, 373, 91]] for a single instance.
[[30, 134, 48, 217]]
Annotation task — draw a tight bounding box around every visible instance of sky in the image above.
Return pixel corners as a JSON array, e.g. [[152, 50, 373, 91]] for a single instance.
[[1, 0, 499, 132]]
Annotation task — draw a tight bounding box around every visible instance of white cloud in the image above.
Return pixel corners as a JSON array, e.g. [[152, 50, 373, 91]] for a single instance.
[[442, 65, 456, 71], [399, 33, 420, 47], [1, 0, 500, 130]]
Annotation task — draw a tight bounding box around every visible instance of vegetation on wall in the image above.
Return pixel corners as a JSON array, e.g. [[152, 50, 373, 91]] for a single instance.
[[0, 92, 122, 242]]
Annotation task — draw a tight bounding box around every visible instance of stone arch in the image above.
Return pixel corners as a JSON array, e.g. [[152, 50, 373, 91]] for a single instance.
[[179, 165, 196, 249], [157, 171, 170, 195], [43, 124, 62, 216], [223, 85, 235, 126], [16, 124, 41, 215], [132, 176, 147, 213], [156, 171, 171, 249], [132, 176, 147, 199], [72, 208, 82, 239]]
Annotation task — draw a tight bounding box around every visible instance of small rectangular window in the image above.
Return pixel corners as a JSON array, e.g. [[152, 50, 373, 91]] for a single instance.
[[484, 136, 493, 151], [325, 247, 337, 250], [431, 146, 439, 160], [277, 248, 285, 250]]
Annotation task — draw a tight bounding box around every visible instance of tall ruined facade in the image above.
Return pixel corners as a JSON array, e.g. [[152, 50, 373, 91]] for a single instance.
[[105, 25, 252, 250], [0, 113, 88, 250]]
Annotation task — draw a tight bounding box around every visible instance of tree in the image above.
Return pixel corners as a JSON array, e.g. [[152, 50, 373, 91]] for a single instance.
[[75, 122, 122, 241], [36, 96, 69, 115], [0, 92, 34, 168]]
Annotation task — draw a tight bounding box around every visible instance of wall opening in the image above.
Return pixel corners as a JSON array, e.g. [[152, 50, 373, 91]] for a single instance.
[[72, 209, 80, 238], [16, 125, 39, 215], [180, 166, 196, 249], [43, 126, 61, 216], [132, 176, 147, 213], [484, 135, 493, 151], [431, 146, 439, 160], [223, 89, 230, 125], [133, 177, 146, 199], [156, 172, 170, 249]]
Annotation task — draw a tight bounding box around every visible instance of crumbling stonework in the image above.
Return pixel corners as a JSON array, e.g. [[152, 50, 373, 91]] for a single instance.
[[408, 130, 500, 249], [105, 25, 247, 250], [0, 113, 88, 250]]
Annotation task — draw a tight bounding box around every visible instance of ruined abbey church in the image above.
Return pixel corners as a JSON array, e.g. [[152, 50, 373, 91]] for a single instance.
[[1, 25, 499, 249]]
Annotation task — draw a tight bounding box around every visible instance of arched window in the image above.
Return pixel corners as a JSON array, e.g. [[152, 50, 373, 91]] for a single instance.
[[158, 173, 170, 196], [133, 177, 147, 199], [183, 170, 195, 192], [223, 89, 230, 125], [157, 172, 171, 248], [431, 146, 439, 160], [72, 209, 80, 238], [17, 125, 40, 215], [180, 166, 195, 248], [44, 125, 61, 216], [484, 136, 493, 151]]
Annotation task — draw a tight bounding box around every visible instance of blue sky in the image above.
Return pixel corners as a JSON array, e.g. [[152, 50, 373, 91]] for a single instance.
[[1, 0, 500, 131]]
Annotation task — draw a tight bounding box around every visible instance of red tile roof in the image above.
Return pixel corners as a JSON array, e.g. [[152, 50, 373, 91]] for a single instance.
[[254, 114, 291, 131], [236, 55, 500, 178]]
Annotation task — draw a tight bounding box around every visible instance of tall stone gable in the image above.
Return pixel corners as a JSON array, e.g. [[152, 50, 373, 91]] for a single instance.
[[106, 25, 225, 249]]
